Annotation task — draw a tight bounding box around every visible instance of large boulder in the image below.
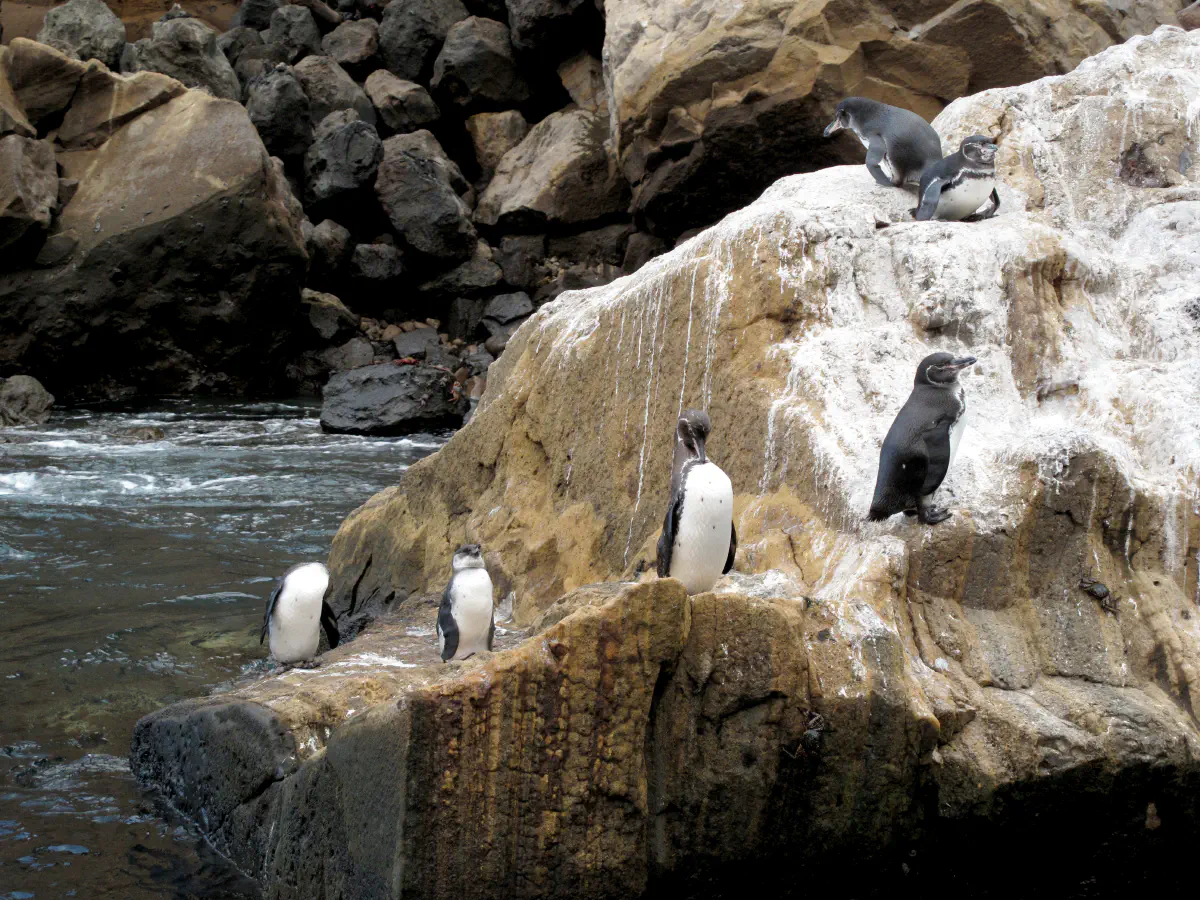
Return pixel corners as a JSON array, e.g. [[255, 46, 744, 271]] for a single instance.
[[377, 0, 469, 82], [430, 17, 529, 111], [0, 135, 56, 250], [363, 70, 439, 134], [57, 64, 186, 150], [0, 374, 54, 425], [2, 39, 88, 127], [245, 64, 313, 158], [303, 109, 383, 205], [475, 106, 629, 228], [121, 15, 241, 100], [292, 54, 375, 126], [604, 0, 1187, 238], [264, 4, 322, 64], [0, 89, 307, 400], [319, 361, 467, 433], [320, 18, 378, 78], [374, 129, 476, 260], [37, 0, 126, 69]]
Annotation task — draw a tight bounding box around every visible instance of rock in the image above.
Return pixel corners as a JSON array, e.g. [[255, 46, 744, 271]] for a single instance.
[[547, 223, 632, 267], [231, 0, 281, 30], [320, 335, 374, 371], [301, 288, 360, 342], [363, 70, 439, 134], [532, 260, 619, 303], [0, 50, 34, 139], [292, 54, 375, 126], [349, 241, 404, 288], [621, 231, 665, 273], [3, 39, 87, 126], [504, 0, 594, 53], [446, 295, 485, 340], [320, 18, 378, 77], [417, 240, 501, 295], [0, 374, 53, 425], [495, 232, 544, 290], [216, 26, 264, 67], [292, 0, 344, 30], [0, 135, 57, 251], [430, 17, 529, 112], [0, 89, 307, 400], [461, 344, 493, 374], [481, 290, 532, 328], [37, 0, 126, 69], [377, 0, 469, 82], [305, 217, 352, 281], [392, 325, 439, 358], [119, 425, 166, 441], [475, 106, 628, 229], [1181, 2, 1200, 29], [303, 109, 383, 205], [58, 65, 186, 150], [265, 4, 321, 64], [245, 64, 313, 158], [374, 129, 476, 261], [319, 362, 468, 433], [482, 324, 518, 355], [464, 108, 527, 180], [556, 51, 604, 112], [121, 15, 241, 100]]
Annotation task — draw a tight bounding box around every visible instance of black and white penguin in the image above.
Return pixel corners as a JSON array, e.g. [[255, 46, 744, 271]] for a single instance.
[[868, 352, 977, 526], [261, 562, 340, 665], [437, 543, 495, 662], [913, 135, 1000, 221], [656, 410, 737, 594], [824, 97, 943, 190]]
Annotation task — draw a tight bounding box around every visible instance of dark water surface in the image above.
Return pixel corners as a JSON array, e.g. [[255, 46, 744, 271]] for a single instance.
[[0, 401, 445, 899]]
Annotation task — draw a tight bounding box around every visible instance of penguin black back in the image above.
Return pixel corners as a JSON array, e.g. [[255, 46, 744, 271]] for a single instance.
[[824, 97, 943, 189]]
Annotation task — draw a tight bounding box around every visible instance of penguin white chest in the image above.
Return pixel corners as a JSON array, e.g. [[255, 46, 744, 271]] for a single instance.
[[269, 564, 328, 664], [671, 462, 734, 595], [445, 568, 494, 660], [948, 388, 967, 469], [937, 174, 994, 220]]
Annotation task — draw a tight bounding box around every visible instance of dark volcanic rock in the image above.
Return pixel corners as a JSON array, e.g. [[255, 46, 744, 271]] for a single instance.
[[430, 17, 529, 112], [321, 19, 379, 78], [418, 241, 501, 295], [392, 326, 439, 358], [548, 223, 633, 267], [304, 217, 352, 281], [446, 296, 485, 340], [321, 335, 374, 372], [0, 375, 54, 425], [349, 241, 404, 290], [481, 290, 532, 327], [377, 0, 469, 82], [217, 26, 264, 67], [320, 362, 467, 434], [374, 129, 476, 261], [301, 288, 360, 342], [245, 65, 313, 158], [364, 70, 440, 134], [293, 55, 376, 126], [0, 136, 58, 251], [232, 0, 282, 30], [0, 91, 307, 401], [621, 231, 666, 273], [303, 110, 383, 205], [265, 5, 322, 64], [495, 233, 545, 290], [504, 0, 594, 54], [37, 0, 126, 69], [121, 16, 241, 100]]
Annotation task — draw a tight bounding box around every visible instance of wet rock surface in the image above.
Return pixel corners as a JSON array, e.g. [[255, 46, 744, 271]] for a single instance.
[[319, 361, 468, 434]]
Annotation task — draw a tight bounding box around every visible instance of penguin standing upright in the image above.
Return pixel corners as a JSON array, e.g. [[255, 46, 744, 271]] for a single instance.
[[869, 352, 977, 525], [914, 135, 1000, 222], [656, 410, 737, 594], [824, 97, 943, 190], [261, 562, 340, 665], [437, 544, 495, 662]]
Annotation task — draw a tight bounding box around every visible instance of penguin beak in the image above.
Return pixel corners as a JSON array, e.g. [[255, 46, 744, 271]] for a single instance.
[[823, 117, 842, 138], [695, 435, 707, 464], [948, 356, 977, 372]]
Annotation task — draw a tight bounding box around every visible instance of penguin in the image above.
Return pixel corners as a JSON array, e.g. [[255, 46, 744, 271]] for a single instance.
[[868, 352, 977, 526], [261, 562, 340, 665], [656, 409, 737, 595], [913, 135, 1000, 222], [437, 543, 495, 662], [824, 97, 943, 190]]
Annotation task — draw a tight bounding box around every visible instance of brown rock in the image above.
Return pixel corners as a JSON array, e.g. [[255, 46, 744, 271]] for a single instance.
[[463, 108, 527, 179], [0, 135, 57, 250], [0, 48, 35, 138], [3, 38, 88, 126], [1180, 1, 1200, 29], [58, 62, 186, 150], [556, 50, 605, 113], [363, 69, 440, 134]]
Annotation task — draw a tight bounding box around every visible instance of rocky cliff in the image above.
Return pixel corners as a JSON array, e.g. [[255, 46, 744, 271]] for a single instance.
[[131, 26, 1200, 899]]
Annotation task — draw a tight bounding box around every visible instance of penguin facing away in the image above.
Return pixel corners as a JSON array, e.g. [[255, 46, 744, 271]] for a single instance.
[[869, 353, 977, 526], [824, 97, 943, 190], [261, 562, 340, 665], [437, 544, 495, 662], [914, 135, 1000, 222], [656, 410, 737, 595]]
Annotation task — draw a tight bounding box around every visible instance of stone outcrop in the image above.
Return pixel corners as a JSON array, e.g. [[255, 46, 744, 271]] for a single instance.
[[120, 12, 241, 99], [0, 134, 56, 249], [0, 374, 54, 425], [36, 0, 127, 69]]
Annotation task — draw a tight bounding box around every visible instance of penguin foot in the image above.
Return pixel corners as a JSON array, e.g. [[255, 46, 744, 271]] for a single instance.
[[295, 658, 323, 670], [918, 506, 952, 525]]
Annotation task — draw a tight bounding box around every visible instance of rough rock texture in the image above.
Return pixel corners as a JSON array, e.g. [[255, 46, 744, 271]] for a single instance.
[[0, 135, 56, 250], [321, 17, 378, 77], [303, 108, 383, 205], [304, 216, 351, 282], [375, 129, 476, 260], [505, 0, 595, 53], [363, 69, 439, 134], [301, 287, 359, 342], [57, 64, 186, 150], [245, 64, 313, 158], [131, 27, 1200, 898], [0, 374, 54, 425], [264, 4, 322, 64], [475, 106, 628, 228], [430, 16, 529, 111], [320, 361, 468, 433], [0, 88, 307, 400], [293, 54, 375, 126], [377, 0, 469, 82], [604, 0, 1188, 237], [3, 39, 88, 126], [121, 13, 241, 100], [464, 108, 527, 179], [37, 0, 127, 69], [0, 50, 35, 138], [231, 0, 280, 30], [216, 25, 263, 67]]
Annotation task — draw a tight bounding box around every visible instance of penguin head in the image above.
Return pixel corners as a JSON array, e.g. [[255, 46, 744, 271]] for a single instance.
[[960, 135, 997, 165], [824, 98, 863, 137], [917, 352, 977, 386], [677, 409, 712, 462], [452, 543, 486, 571]]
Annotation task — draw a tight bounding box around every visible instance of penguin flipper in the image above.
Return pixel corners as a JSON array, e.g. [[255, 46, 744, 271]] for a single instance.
[[656, 494, 683, 578], [487, 611, 495, 652], [261, 578, 283, 645], [915, 177, 945, 220], [723, 519, 737, 575], [920, 418, 954, 495], [437, 584, 458, 662], [320, 601, 340, 650], [865, 138, 897, 187]]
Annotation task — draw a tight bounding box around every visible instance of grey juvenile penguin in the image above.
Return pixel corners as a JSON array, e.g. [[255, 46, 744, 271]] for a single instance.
[[868, 352, 977, 526], [656, 410, 737, 595], [824, 97, 943, 189], [437, 544, 495, 662], [914, 135, 1000, 221], [261, 562, 340, 666]]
